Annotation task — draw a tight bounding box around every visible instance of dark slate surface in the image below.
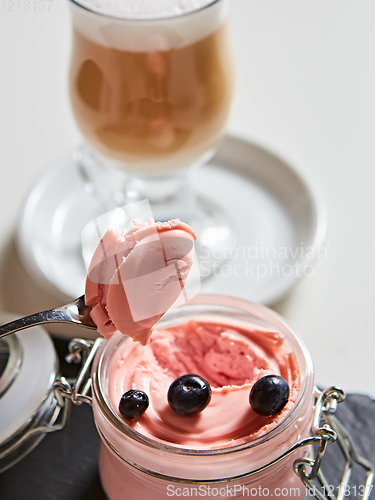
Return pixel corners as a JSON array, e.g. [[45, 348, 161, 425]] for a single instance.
[[0, 339, 374, 499], [323, 393, 375, 500]]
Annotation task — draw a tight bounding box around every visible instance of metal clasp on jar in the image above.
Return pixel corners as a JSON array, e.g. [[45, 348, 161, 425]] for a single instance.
[[2, 337, 104, 458], [54, 337, 103, 406], [293, 387, 374, 500]]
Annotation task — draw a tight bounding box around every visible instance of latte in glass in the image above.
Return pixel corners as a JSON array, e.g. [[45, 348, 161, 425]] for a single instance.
[[69, 0, 234, 174]]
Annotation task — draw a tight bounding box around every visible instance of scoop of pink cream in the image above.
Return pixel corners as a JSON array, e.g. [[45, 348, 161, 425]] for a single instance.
[[85, 218, 197, 344]]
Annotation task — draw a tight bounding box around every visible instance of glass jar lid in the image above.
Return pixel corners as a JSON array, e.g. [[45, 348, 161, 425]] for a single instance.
[[0, 312, 58, 472]]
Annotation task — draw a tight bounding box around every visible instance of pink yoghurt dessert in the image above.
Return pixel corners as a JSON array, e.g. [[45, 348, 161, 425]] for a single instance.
[[86, 218, 299, 449], [108, 318, 299, 448], [85, 218, 197, 345], [87, 220, 311, 500], [93, 295, 313, 500]]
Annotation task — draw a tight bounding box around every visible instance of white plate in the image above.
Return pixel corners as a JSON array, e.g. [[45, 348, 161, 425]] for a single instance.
[[17, 135, 327, 306]]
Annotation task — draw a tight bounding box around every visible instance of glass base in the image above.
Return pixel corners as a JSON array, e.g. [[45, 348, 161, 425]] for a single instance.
[[17, 136, 326, 305]]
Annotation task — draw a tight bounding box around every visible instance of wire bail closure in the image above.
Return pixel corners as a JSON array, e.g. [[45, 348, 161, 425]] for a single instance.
[[293, 387, 374, 500], [14, 337, 104, 446], [54, 337, 103, 406]]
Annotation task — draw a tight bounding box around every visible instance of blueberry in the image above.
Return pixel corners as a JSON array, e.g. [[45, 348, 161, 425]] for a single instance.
[[119, 389, 149, 419], [168, 374, 212, 416], [249, 375, 289, 416]]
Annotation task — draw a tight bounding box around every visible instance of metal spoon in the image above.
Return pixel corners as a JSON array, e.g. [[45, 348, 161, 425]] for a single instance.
[[0, 296, 96, 340]]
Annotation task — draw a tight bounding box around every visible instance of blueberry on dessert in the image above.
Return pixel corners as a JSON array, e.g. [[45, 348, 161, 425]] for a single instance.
[[249, 375, 289, 416], [168, 374, 212, 416], [119, 389, 149, 419]]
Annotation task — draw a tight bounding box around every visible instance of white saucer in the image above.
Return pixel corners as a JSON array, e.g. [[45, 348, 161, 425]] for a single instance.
[[17, 135, 327, 306]]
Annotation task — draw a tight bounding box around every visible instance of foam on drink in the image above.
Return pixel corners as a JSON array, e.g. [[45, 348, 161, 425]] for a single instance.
[[70, 0, 227, 51], [75, 0, 218, 19]]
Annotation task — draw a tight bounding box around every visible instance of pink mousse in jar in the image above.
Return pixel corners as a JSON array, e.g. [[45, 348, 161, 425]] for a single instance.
[[91, 294, 314, 500]]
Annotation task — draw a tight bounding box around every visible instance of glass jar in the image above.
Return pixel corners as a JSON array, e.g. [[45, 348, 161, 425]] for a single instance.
[[91, 294, 315, 500], [0, 296, 372, 498]]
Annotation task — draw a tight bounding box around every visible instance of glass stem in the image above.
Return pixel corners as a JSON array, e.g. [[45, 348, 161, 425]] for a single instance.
[[117, 169, 195, 223]]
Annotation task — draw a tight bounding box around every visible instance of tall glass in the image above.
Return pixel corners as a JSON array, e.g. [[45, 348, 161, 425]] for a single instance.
[[69, 0, 236, 273]]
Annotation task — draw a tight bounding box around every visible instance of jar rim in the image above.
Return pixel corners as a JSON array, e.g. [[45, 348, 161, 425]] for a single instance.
[[92, 294, 314, 457]]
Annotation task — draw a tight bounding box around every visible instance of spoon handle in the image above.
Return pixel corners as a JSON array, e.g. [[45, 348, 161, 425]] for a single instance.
[[0, 309, 70, 339], [0, 296, 96, 340]]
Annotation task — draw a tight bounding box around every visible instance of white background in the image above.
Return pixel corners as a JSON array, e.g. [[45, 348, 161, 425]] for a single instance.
[[0, 0, 374, 397]]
